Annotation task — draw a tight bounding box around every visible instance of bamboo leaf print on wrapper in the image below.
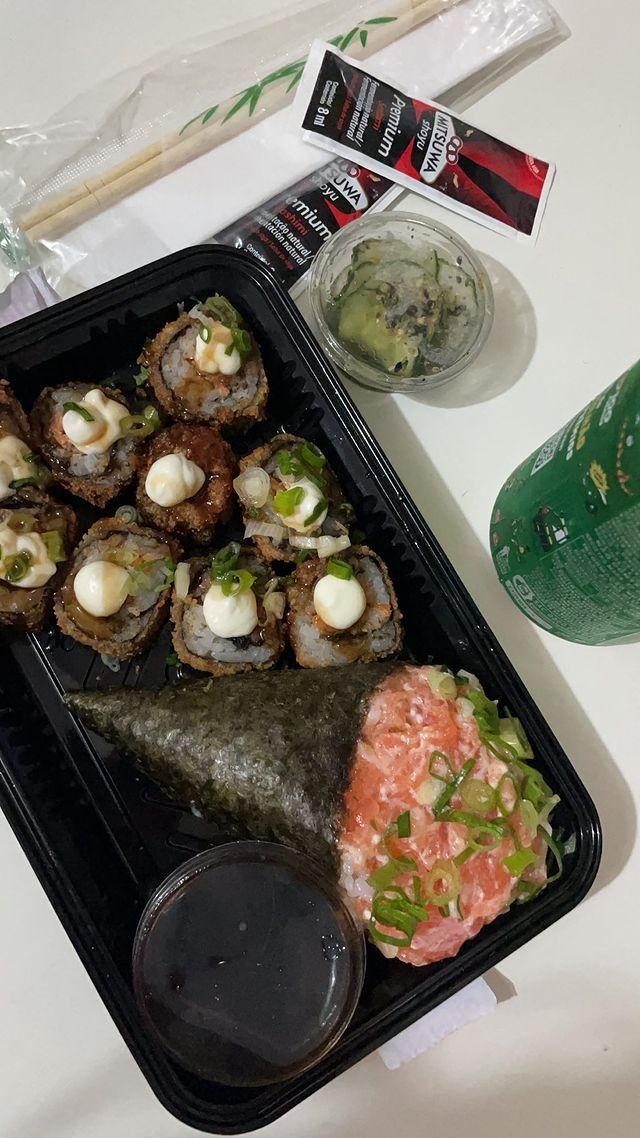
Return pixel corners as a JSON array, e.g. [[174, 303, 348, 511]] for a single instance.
[[179, 14, 398, 134]]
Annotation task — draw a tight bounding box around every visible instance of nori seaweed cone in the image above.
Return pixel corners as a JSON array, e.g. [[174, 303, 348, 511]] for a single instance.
[[67, 664, 395, 872]]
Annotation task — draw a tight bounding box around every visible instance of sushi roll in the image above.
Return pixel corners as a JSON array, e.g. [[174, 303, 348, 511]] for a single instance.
[[140, 294, 267, 432], [135, 423, 235, 544], [286, 546, 402, 667], [0, 488, 77, 633], [30, 383, 161, 507], [235, 434, 352, 564], [54, 517, 180, 660], [69, 664, 562, 967], [171, 542, 285, 676], [0, 379, 50, 499]]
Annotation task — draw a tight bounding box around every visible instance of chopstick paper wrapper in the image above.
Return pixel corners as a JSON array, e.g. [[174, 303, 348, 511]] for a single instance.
[[378, 977, 497, 1069], [293, 40, 555, 241]]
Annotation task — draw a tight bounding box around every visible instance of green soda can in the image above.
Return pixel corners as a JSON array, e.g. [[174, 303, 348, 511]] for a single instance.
[[490, 360, 640, 645]]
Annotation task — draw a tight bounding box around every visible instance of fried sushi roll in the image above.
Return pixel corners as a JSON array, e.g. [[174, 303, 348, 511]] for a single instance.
[[0, 379, 50, 499], [134, 423, 235, 545], [235, 434, 352, 563], [171, 542, 285, 676], [0, 488, 77, 634], [286, 546, 402, 667], [140, 295, 267, 431], [30, 383, 160, 507], [54, 517, 179, 659]]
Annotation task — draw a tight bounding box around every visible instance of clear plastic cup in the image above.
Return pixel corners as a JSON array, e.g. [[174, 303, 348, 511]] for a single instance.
[[132, 841, 365, 1086], [308, 212, 494, 393]]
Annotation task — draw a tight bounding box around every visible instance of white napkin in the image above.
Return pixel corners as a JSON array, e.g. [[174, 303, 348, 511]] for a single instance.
[[378, 977, 498, 1069]]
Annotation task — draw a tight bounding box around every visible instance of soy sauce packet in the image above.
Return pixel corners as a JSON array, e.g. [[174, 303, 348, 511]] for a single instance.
[[293, 42, 555, 243]]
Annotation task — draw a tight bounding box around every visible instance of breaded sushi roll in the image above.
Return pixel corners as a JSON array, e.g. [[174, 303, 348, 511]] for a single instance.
[[30, 384, 160, 507], [139, 295, 267, 432], [0, 488, 77, 634], [171, 542, 285, 676], [54, 517, 179, 660], [286, 546, 402, 667], [0, 379, 50, 499], [235, 434, 353, 564], [135, 423, 235, 545]]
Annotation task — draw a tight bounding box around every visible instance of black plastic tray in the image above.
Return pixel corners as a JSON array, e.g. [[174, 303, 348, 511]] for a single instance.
[[0, 247, 601, 1134]]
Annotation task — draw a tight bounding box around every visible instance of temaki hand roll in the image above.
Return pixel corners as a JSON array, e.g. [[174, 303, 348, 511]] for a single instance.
[[30, 383, 161, 507], [55, 517, 180, 659], [0, 379, 50, 499], [135, 423, 235, 544], [0, 488, 77, 633], [139, 295, 268, 432], [286, 546, 402, 667], [68, 665, 563, 968], [235, 434, 353, 563], [171, 542, 285, 676]]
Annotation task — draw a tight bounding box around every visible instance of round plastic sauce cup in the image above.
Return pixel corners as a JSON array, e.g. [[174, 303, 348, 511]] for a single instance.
[[132, 841, 365, 1086], [308, 212, 494, 393]]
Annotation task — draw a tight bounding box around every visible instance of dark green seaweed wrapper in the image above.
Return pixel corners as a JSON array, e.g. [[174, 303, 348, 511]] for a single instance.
[[67, 664, 395, 872]]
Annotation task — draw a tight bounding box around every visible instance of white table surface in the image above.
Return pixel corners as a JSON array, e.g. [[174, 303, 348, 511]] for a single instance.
[[1, 1, 639, 1135]]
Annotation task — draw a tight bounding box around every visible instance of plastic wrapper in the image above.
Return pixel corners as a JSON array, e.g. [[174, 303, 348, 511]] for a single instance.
[[0, 0, 566, 299]]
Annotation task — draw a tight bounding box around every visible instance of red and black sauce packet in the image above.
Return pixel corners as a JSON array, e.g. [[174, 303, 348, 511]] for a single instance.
[[294, 42, 554, 242]]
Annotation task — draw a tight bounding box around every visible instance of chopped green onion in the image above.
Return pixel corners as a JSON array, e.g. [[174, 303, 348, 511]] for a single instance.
[[429, 749, 454, 780], [294, 549, 312, 565], [459, 778, 496, 815], [432, 758, 476, 818], [537, 826, 564, 883], [518, 799, 539, 840], [326, 557, 352, 580], [120, 405, 160, 438], [300, 442, 326, 470], [199, 324, 212, 343], [369, 886, 429, 948], [496, 773, 519, 816], [424, 860, 460, 905], [467, 688, 500, 735], [232, 328, 252, 357], [165, 652, 179, 667], [444, 811, 508, 839], [426, 666, 457, 700], [220, 569, 255, 597], [203, 294, 244, 328], [276, 449, 293, 476], [9, 477, 38, 490], [154, 556, 177, 594], [133, 365, 149, 387], [368, 855, 416, 892], [62, 401, 94, 422], [503, 848, 538, 877], [4, 550, 32, 583], [274, 486, 305, 516], [499, 714, 534, 759], [211, 542, 241, 579], [41, 530, 66, 563], [304, 496, 327, 526], [453, 847, 474, 867], [21, 454, 51, 488], [396, 810, 411, 839], [115, 504, 139, 524]]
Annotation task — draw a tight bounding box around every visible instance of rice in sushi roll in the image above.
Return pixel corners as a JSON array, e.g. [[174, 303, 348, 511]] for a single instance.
[[54, 517, 180, 659], [30, 384, 160, 507], [135, 423, 235, 545], [140, 295, 267, 432], [286, 546, 402, 667], [0, 488, 77, 633], [171, 542, 285, 676], [235, 434, 352, 563]]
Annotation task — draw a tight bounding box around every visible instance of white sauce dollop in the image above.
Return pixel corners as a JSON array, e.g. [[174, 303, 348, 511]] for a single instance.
[[0, 527, 56, 588], [195, 321, 242, 376], [202, 582, 258, 638], [0, 435, 35, 502], [73, 560, 129, 617], [145, 453, 205, 507], [62, 390, 129, 455], [276, 477, 328, 534], [313, 573, 367, 631]]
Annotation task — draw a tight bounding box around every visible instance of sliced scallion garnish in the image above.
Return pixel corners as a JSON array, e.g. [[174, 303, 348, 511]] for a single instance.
[[211, 542, 241, 579], [503, 848, 538, 877], [326, 557, 352, 580], [300, 442, 325, 470], [304, 496, 327, 527], [432, 758, 476, 818], [274, 486, 305, 516], [199, 324, 212, 343], [4, 550, 32, 583], [62, 401, 94, 422], [41, 530, 66, 563], [424, 860, 460, 905], [458, 778, 496, 815], [396, 810, 411, 839], [220, 568, 256, 597]]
